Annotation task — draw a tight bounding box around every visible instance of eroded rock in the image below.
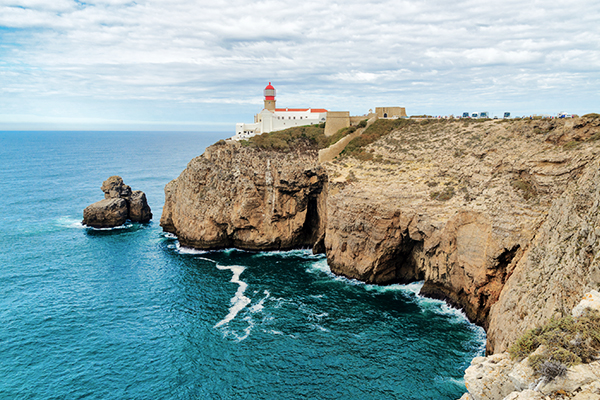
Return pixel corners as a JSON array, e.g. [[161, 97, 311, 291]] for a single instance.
[[160, 142, 327, 250], [129, 190, 152, 223], [83, 176, 152, 228], [82, 198, 128, 228]]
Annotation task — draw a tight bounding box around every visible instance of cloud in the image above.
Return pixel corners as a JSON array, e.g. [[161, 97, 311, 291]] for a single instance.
[[0, 0, 599, 129]]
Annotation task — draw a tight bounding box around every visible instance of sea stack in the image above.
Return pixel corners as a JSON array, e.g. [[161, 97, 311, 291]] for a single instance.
[[83, 176, 152, 228]]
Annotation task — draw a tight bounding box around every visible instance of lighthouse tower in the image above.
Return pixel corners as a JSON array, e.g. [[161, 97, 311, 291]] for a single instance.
[[264, 82, 276, 111], [232, 82, 328, 140]]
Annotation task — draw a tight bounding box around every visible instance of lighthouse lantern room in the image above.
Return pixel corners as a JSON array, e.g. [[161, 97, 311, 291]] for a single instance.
[[264, 82, 276, 110]]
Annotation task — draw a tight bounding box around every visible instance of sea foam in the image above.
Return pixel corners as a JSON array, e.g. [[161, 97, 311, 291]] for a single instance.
[[214, 265, 251, 328]]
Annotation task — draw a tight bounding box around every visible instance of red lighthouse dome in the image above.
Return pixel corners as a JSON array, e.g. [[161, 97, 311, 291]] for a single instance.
[[264, 82, 276, 100]]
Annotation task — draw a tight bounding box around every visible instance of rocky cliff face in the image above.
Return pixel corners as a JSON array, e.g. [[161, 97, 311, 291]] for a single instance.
[[486, 158, 600, 353], [160, 141, 327, 250], [323, 116, 600, 340], [160, 116, 600, 353]]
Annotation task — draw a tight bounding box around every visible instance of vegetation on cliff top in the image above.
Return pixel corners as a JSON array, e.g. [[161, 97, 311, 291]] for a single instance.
[[240, 124, 330, 152], [341, 118, 413, 160], [508, 310, 600, 378]]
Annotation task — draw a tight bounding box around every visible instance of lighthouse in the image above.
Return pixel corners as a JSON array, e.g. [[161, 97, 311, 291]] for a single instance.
[[264, 82, 276, 111], [232, 82, 328, 140]]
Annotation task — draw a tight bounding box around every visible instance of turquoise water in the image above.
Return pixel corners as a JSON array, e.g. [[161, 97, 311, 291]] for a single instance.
[[0, 131, 484, 399]]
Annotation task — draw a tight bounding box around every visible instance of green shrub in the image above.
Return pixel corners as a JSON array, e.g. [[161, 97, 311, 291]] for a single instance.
[[358, 119, 367, 128], [511, 177, 536, 200], [509, 310, 600, 378], [245, 125, 328, 152], [430, 186, 455, 201], [341, 118, 412, 157], [563, 140, 580, 150]]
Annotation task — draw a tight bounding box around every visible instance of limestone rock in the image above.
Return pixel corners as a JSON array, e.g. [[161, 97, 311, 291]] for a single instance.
[[502, 389, 543, 400], [464, 353, 516, 400], [101, 175, 132, 199], [538, 361, 600, 395], [321, 118, 591, 331], [463, 350, 600, 400], [580, 381, 600, 395], [573, 393, 600, 400], [573, 290, 600, 317], [82, 198, 128, 228], [507, 354, 538, 391], [160, 141, 327, 250], [129, 190, 152, 223], [487, 162, 600, 353], [83, 176, 152, 228]]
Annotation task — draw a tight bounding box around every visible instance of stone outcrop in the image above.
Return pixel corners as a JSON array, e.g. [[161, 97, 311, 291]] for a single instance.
[[83, 176, 152, 228], [160, 116, 600, 354], [160, 142, 327, 250], [322, 116, 600, 339], [486, 161, 600, 353], [460, 294, 600, 400], [462, 350, 600, 400]]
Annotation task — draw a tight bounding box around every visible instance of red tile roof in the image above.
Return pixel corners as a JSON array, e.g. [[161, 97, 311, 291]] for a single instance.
[[274, 108, 328, 113]]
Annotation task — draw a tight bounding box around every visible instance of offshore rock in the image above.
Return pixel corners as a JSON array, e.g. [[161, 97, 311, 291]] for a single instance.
[[101, 175, 132, 199], [83, 176, 152, 228], [129, 190, 153, 223], [160, 141, 327, 250], [82, 198, 128, 228]]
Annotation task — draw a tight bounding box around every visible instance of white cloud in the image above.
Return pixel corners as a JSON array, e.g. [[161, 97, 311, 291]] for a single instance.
[[0, 0, 599, 129]]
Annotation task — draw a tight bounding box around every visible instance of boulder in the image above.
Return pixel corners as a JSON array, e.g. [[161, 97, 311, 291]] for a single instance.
[[502, 389, 543, 400], [101, 175, 132, 199], [83, 176, 152, 228], [572, 290, 600, 317], [538, 361, 600, 395], [464, 353, 516, 400], [129, 190, 152, 223], [82, 198, 128, 228]]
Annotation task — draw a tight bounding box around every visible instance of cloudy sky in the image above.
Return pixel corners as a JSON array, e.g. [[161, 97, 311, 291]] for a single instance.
[[1, 0, 599, 131]]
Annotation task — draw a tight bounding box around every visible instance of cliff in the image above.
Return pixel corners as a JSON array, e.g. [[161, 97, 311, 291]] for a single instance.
[[161, 115, 600, 354], [160, 140, 327, 250]]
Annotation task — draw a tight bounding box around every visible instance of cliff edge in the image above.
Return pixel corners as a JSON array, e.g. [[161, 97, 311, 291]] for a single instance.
[[160, 140, 327, 250], [161, 115, 600, 354]]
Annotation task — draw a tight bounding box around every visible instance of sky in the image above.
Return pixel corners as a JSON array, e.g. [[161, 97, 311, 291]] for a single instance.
[[0, 0, 599, 131]]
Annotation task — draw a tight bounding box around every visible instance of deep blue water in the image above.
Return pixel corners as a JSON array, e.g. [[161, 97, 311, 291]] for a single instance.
[[0, 131, 485, 399]]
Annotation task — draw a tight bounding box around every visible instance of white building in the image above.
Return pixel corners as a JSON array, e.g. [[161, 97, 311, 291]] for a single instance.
[[232, 83, 328, 140]]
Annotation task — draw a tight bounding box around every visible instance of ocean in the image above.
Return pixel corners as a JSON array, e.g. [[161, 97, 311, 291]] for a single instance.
[[0, 131, 485, 399]]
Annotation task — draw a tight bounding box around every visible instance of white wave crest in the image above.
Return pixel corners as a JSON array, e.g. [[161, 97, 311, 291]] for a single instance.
[[249, 290, 270, 313], [87, 223, 134, 231], [214, 265, 251, 328], [56, 216, 86, 229], [305, 258, 485, 341], [254, 249, 323, 259], [175, 243, 207, 255]]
